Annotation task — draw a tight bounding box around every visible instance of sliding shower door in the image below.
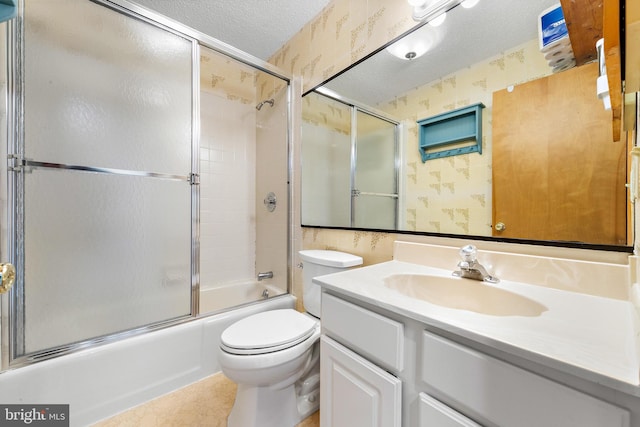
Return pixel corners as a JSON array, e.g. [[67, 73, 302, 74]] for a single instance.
[[301, 93, 352, 227], [9, 0, 195, 360], [301, 91, 399, 229], [352, 111, 398, 230]]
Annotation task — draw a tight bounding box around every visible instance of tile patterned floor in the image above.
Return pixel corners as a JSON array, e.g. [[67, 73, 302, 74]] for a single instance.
[[93, 373, 319, 427]]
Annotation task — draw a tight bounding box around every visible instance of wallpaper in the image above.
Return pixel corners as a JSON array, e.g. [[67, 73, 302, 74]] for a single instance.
[[385, 38, 551, 236], [269, 0, 417, 93], [200, 48, 287, 106]]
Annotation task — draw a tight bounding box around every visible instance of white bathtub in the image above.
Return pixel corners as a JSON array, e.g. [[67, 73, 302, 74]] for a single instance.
[[200, 281, 286, 313], [0, 294, 295, 426]]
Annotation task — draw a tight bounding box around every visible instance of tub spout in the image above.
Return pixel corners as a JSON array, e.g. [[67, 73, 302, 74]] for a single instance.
[[257, 271, 273, 281]]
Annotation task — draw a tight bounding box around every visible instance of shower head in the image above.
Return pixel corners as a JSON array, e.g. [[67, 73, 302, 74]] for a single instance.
[[256, 98, 274, 110]]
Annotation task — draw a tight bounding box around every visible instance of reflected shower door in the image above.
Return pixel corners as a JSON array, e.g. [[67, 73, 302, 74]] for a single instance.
[[301, 92, 398, 229], [301, 94, 352, 228], [12, 0, 194, 359], [352, 111, 398, 230]]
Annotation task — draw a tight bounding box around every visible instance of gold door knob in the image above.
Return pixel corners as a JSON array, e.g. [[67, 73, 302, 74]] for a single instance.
[[0, 263, 16, 294], [495, 222, 506, 232]]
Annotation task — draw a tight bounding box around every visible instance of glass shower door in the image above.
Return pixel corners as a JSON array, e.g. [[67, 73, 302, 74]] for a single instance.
[[10, 0, 195, 360], [352, 111, 398, 230], [301, 93, 352, 228]]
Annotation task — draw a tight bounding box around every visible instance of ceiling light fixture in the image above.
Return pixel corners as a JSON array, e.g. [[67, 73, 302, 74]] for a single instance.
[[386, 40, 429, 61], [394, 0, 476, 60], [386, 25, 441, 60]]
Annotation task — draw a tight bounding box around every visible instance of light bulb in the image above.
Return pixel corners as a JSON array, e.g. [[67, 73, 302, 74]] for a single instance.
[[428, 12, 446, 26]]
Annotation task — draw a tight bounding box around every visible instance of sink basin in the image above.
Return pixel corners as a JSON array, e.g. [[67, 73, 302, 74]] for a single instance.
[[383, 274, 547, 317]]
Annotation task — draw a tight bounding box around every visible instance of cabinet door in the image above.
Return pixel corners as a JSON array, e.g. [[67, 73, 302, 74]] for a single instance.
[[320, 336, 402, 427]]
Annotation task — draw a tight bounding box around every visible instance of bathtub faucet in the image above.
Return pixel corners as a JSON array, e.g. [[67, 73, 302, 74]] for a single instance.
[[257, 271, 273, 281], [452, 245, 499, 284]]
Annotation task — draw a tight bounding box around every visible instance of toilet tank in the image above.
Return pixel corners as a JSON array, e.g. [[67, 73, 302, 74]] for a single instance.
[[299, 250, 363, 317]]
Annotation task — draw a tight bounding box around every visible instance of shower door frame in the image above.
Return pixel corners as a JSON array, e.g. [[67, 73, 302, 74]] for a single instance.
[[349, 106, 400, 230], [311, 90, 401, 229], [2, 0, 295, 370]]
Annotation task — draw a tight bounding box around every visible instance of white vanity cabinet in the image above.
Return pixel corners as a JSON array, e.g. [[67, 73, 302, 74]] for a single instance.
[[320, 290, 634, 427], [320, 336, 402, 427], [421, 330, 630, 427], [320, 293, 403, 427], [418, 393, 481, 427]]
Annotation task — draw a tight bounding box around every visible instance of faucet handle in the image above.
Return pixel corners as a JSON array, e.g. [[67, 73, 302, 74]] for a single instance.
[[459, 245, 477, 262]]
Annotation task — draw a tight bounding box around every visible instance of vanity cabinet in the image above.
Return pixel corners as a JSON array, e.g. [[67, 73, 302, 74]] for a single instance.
[[421, 330, 630, 427], [320, 293, 403, 427], [418, 393, 481, 427], [320, 290, 633, 427], [320, 336, 402, 427]]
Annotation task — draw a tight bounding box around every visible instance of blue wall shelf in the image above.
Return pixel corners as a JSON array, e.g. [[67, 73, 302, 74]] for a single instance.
[[417, 102, 485, 162], [0, 1, 16, 23]]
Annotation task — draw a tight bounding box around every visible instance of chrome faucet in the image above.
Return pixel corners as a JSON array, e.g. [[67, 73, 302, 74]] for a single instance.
[[257, 271, 273, 281], [452, 245, 499, 284]]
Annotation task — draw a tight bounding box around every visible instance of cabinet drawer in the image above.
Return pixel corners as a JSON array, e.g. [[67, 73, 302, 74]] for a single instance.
[[419, 393, 481, 427], [421, 331, 630, 427], [322, 293, 404, 371]]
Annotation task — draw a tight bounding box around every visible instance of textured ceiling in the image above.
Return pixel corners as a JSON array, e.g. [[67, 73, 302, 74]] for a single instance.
[[131, 0, 331, 60], [324, 0, 559, 106], [129, 0, 561, 106]]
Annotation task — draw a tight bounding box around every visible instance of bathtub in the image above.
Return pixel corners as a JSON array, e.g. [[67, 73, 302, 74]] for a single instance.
[[200, 281, 286, 313], [0, 293, 295, 426]]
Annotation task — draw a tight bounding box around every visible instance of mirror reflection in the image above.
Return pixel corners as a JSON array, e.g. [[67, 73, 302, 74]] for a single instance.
[[301, 0, 629, 247]]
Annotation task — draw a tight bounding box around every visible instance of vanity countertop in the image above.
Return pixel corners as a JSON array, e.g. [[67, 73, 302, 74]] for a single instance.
[[314, 260, 640, 395]]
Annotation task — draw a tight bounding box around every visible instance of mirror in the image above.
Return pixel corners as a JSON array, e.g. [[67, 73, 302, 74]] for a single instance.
[[301, 0, 630, 248]]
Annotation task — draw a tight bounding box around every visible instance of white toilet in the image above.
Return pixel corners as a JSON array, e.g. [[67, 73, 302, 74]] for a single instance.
[[218, 249, 363, 427]]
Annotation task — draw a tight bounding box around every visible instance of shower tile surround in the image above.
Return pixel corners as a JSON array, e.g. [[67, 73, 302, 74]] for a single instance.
[[200, 89, 257, 287], [199, 47, 289, 299]]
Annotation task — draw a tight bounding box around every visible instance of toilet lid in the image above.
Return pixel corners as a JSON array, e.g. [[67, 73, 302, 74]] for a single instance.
[[221, 309, 318, 355]]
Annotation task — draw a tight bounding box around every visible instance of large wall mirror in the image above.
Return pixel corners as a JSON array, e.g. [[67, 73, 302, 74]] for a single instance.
[[301, 0, 631, 250]]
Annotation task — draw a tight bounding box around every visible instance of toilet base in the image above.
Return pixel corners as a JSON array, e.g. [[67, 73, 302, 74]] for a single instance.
[[227, 363, 320, 427], [228, 383, 299, 427]]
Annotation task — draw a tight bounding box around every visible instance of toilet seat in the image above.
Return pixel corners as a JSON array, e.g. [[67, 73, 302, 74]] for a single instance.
[[221, 309, 318, 355]]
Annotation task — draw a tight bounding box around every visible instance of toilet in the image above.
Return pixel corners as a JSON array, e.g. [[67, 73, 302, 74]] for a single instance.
[[218, 249, 363, 427]]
